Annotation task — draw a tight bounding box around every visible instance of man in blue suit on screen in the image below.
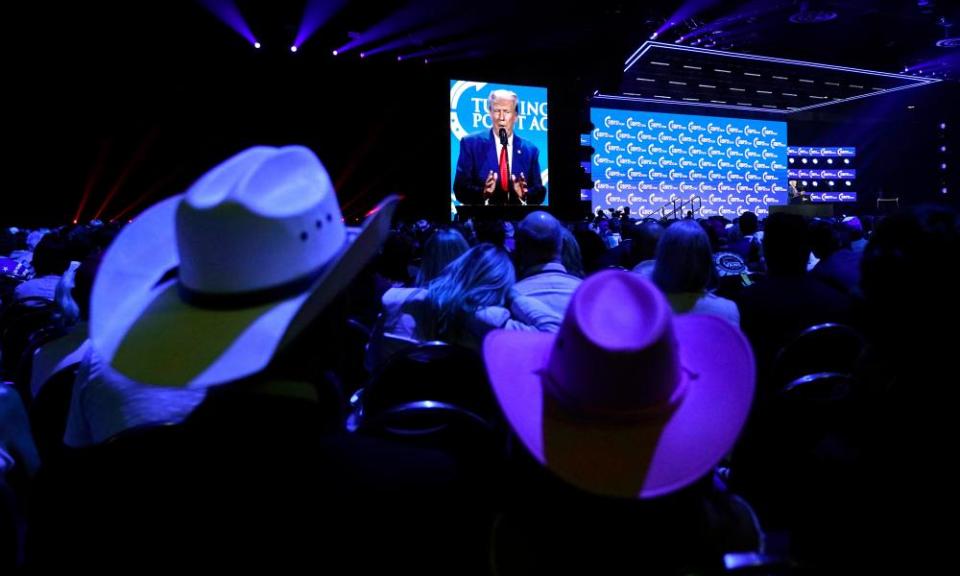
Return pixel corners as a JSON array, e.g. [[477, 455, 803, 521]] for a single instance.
[[454, 89, 546, 206]]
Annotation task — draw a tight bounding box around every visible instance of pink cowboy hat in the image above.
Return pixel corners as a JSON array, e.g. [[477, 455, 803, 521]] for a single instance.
[[483, 270, 754, 499]]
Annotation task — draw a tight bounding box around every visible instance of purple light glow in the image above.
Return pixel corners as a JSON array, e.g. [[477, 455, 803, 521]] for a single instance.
[[198, 0, 257, 45], [332, 49, 338, 56], [294, 0, 348, 49], [335, 0, 466, 55], [655, 0, 724, 37], [253, 42, 261, 49], [290, 45, 298, 53], [422, 49, 486, 64], [398, 36, 488, 62], [357, 20, 465, 59]]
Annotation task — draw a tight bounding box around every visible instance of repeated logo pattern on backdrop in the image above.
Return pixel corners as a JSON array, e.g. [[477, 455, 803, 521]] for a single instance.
[[589, 108, 789, 219]]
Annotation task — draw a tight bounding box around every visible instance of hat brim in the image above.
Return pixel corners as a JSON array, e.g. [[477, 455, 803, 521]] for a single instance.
[[91, 194, 398, 388], [483, 313, 754, 499]]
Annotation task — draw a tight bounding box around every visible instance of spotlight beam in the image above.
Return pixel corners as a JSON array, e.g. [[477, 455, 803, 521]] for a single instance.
[[361, 19, 476, 58], [92, 129, 159, 221], [294, 0, 348, 49], [198, 0, 258, 46], [398, 34, 491, 61], [110, 167, 184, 223], [74, 139, 111, 225], [335, 0, 467, 55]]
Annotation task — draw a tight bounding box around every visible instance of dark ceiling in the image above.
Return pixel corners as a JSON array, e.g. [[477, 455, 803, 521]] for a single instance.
[[9, 1, 960, 84], [610, 41, 939, 114], [3, 0, 957, 225]]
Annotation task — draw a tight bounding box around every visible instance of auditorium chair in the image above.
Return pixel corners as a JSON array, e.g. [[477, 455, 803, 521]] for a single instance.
[[773, 322, 865, 387]]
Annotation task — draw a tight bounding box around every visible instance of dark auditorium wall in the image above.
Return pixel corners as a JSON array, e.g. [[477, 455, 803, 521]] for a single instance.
[[4, 2, 956, 227]]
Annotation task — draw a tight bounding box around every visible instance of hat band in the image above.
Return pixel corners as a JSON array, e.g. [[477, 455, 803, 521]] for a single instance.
[[178, 263, 329, 310], [540, 366, 691, 425]]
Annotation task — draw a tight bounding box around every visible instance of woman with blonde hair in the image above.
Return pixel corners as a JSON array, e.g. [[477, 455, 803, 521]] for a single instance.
[[412, 244, 560, 350], [651, 220, 739, 326]]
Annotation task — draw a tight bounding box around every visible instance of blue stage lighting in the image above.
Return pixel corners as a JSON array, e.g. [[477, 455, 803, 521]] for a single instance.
[[332, 49, 338, 56], [254, 42, 261, 49], [290, 45, 298, 53]]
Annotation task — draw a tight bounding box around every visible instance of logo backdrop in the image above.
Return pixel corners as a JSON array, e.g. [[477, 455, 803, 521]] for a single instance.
[[589, 108, 788, 219]]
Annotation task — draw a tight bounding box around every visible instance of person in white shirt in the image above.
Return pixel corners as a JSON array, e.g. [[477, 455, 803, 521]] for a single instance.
[[513, 211, 582, 323]]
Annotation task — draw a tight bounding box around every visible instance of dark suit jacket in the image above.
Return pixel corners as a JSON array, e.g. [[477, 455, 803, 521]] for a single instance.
[[453, 130, 545, 205]]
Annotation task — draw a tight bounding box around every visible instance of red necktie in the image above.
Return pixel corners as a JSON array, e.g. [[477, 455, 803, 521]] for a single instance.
[[498, 144, 509, 191]]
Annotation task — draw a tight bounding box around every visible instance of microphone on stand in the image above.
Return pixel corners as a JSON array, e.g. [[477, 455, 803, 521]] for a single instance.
[[498, 128, 511, 199]]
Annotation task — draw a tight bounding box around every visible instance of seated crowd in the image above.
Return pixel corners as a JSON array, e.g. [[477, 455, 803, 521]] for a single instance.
[[0, 145, 955, 572]]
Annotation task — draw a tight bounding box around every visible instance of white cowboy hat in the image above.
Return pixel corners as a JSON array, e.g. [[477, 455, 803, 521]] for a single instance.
[[91, 145, 398, 387]]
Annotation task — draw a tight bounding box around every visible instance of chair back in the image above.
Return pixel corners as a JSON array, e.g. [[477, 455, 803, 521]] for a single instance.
[[876, 189, 900, 211], [774, 322, 864, 387], [364, 310, 421, 373], [362, 341, 496, 417], [0, 297, 61, 377], [28, 363, 80, 463], [352, 341, 502, 462]]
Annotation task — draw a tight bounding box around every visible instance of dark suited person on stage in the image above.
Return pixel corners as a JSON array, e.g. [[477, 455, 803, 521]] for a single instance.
[[454, 89, 546, 206], [788, 180, 807, 204]]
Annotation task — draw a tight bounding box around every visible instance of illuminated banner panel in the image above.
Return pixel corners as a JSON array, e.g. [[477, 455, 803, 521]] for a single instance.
[[788, 146, 856, 157], [810, 192, 858, 203], [788, 169, 857, 179], [589, 108, 788, 218]]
